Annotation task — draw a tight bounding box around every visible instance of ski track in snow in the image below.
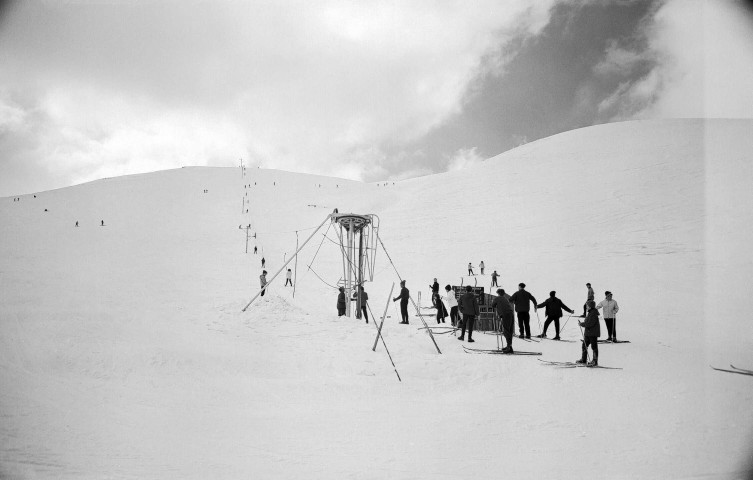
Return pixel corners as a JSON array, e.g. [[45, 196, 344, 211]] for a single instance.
[[1, 120, 753, 479]]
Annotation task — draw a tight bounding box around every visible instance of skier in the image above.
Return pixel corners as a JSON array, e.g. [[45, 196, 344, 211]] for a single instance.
[[285, 268, 293, 286], [491, 270, 499, 287], [393, 280, 410, 324], [432, 288, 447, 324], [597, 291, 619, 342], [254, 246, 257, 254], [429, 278, 439, 293], [337, 287, 346, 316], [444, 285, 459, 326], [577, 301, 600, 366], [353, 285, 369, 323], [582, 283, 594, 317], [479, 260, 485, 275], [492, 288, 515, 353], [467, 262, 475, 276], [75, 221, 79, 227], [259, 270, 268, 297], [458, 285, 479, 342], [100, 220, 104, 226], [535, 291, 574, 340], [509, 283, 538, 339], [261, 257, 266, 268]]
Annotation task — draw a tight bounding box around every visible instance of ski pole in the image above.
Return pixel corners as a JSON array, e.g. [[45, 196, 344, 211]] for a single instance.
[[535, 309, 543, 336], [561, 314, 574, 335]]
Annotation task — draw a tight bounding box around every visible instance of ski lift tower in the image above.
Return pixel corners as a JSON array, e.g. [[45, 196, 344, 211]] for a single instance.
[[333, 212, 380, 317]]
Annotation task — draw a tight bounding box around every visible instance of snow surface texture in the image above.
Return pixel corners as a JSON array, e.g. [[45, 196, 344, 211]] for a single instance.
[[1, 119, 752, 479]]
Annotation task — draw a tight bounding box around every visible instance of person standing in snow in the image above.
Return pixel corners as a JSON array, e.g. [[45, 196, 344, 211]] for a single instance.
[[254, 246, 257, 254], [458, 285, 479, 342], [261, 257, 266, 268], [491, 270, 499, 287], [578, 301, 600, 366], [393, 280, 410, 324], [597, 291, 619, 342], [492, 288, 515, 353], [536, 291, 574, 340], [429, 278, 439, 293], [432, 288, 447, 324], [285, 268, 293, 286], [444, 285, 459, 326], [337, 287, 346, 316], [479, 261, 485, 275], [468, 263, 475, 276], [353, 285, 369, 323], [259, 270, 268, 297], [582, 283, 594, 317], [509, 283, 538, 339]]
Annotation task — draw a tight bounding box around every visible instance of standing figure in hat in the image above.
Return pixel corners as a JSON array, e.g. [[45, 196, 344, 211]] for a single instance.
[[597, 291, 619, 342], [337, 287, 346, 316], [393, 280, 410, 324], [509, 283, 538, 338]]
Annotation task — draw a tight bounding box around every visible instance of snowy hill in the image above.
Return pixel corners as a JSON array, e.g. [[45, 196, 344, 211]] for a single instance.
[[1, 119, 752, 479]]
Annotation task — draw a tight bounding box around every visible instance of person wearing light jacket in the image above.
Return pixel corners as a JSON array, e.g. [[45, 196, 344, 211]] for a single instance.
[[444, 285, 459, 326], [597, 291, 619, 342]]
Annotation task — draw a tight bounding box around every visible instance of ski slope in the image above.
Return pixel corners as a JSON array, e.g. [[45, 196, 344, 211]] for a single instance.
[[1, 119, 752, 479]]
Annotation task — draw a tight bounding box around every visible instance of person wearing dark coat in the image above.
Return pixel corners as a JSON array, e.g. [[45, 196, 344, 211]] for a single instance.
[[491, 288, 515, 352], [578, 301, 601, 366], [429, 278, 439, 293], [337, 287, 346, 316], [432, 289, 447, 324], [509, 283, 537, 338], [393, 281, 410, 324], [536, 291, 574, 340], [458, 285, 479, 342], [353, 285, 369, 323]]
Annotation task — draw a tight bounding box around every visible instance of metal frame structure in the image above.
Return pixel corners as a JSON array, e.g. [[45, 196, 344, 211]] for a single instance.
[[332, 213, 380, 317]]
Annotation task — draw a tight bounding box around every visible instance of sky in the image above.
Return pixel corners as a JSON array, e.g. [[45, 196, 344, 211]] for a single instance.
[[1, 0, 753, 197]]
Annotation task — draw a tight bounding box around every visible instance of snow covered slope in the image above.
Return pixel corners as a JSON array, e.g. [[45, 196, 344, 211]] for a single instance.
[[1, 119, 752, 479]]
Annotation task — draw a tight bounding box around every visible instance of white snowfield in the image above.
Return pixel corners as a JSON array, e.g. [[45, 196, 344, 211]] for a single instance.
[[1, 119, 752, 479]]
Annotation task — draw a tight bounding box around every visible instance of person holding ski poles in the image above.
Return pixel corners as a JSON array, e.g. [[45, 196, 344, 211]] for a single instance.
[[492, 288, 515, 353], [597, 291, 619, 342], [393, 280, 410, 324], [509, 283, 537, 338], [577, 301, 600, 366], [535, 291, 574, 340], [467, 263, 475, 276]]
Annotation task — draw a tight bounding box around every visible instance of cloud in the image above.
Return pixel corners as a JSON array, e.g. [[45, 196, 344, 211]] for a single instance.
[[596, 0, 753, 120], [0, 0, 560, 194], [447, 146, 485, 172]]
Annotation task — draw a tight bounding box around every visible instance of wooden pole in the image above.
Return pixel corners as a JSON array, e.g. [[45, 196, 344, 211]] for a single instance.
[[373, 283, 395, 351]]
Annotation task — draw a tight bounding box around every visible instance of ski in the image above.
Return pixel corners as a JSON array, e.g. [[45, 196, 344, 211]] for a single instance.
[[710, 366, 753, 377], [538, 359, 623, 370], [731, 365, 753, 375], [598, 339, 631, 344], [535, 336, 577, 343], [463, 346, 541, 356]]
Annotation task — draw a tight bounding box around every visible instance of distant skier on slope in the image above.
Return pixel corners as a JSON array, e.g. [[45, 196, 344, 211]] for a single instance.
[[492, 288, 515, 353], [285, 268, 293, 286], [467, 263, 475, 276], [261, 257, 266, 268], [535, 291, 574, 340], [509, 283, 537, 339], [597, 291, 619, 342], [393, 280, 410, 324], [458, 285, 479, 343], [577, 301, 600, 366], [491, 270, 499, 287], [254, 246, 257, 254], [444, 285, 459, 326], [429, 278, 439, 293], [259, 270, 268, 297], [479, 261, 485, 275]]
